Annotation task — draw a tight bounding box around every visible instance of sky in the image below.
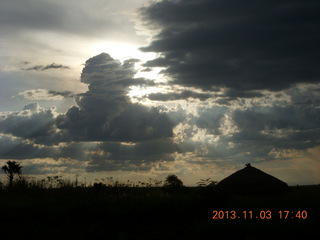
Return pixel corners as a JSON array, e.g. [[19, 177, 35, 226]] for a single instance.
[[0, 0, 319, 186]]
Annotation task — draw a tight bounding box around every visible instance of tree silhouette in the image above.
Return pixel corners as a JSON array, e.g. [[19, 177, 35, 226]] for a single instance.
[[164, 174, 184, 187], [1, 161, 22, 187]]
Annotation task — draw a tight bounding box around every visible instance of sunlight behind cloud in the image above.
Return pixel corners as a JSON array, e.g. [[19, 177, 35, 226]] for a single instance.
[[128, 85, 161, 100], [90, 41, 171, 104], [91, 41, 155, 64], [90, 42, 168, 77]]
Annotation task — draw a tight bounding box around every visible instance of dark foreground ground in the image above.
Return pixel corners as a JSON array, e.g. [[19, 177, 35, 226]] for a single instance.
[[0, 185, 319, 240]]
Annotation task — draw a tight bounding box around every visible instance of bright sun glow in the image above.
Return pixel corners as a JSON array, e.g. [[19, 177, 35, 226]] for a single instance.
[[91, 41, 168, 101], [91, 41, 156, 64]]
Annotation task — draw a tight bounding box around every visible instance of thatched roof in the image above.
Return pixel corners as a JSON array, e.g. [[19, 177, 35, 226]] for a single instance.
[[217, 164, 290, 194]]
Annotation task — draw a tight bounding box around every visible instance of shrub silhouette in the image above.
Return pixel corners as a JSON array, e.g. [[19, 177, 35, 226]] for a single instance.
[[164, 174, 184, 187], [1, 161, 22, 187]]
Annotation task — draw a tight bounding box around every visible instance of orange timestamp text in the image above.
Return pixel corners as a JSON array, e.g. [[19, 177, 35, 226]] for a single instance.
[[212, 210, 308, 220]]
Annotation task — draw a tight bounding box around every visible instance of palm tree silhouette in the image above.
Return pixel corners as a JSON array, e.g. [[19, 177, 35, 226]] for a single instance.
[[2, 161, 22, 187]]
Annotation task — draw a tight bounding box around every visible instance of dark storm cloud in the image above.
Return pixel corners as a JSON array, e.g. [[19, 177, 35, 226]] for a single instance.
[[175, 89, 320, 164], [0, 103, 62, 145], [224, 89, 264, 99], [47, 90, 74, 98], [233, 105, 320, 133], [24, 63, 71, 71], [86, 138, 178, 172], [213, 104, 320, 162], [0, 134, 55, 160], [80, 54, 154, 90], [210, 89, 265, 105], [148, 90, 212, 101], [286, 87, 320, 106], [4, 49, 319, 175], [0, 52, 179, 170], [147, 88, 262, 102], [56, 53, 175, 142], [195, 106, 229, 135], [0, 133, 88, 162], [140, 0, 320, 91], [87, 138, 179, 171]]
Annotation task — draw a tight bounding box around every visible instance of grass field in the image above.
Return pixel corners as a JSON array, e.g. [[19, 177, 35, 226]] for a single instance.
[[0, 181, 319, 240]]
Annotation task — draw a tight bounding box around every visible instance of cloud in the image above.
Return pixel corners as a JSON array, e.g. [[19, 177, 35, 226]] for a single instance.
[[16, 89, 74, 100], [24, 63, 71, 71], [147, 90, 212, 101], [0, 134, 54, 160], [286, 85, 320, 106], [0, 133, 88, 161], [191, 102, 320, 164], [0, 133, 92, 175], [47, 90, 74, 98], [223, 89, 264, 99], [1, 51, 319, 182], [163, 86, 320, 167], [5, 53, 171, 146], [140, 0, 320, 91], [233, 105, 320, 133], [0, 102, 68, 145], [0, 53, 177, 171], [232, 104, 320, 150], [195, 106, 230, 135], [86, 139, 177, 172], [21, 158, 87, 176], [56, 53, 174, 142]]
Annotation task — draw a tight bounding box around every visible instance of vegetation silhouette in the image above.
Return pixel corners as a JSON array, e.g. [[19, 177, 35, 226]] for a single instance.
[[0, 163, 319, 239], [1, 161, 22, 187], [163, 174, 184, 187]]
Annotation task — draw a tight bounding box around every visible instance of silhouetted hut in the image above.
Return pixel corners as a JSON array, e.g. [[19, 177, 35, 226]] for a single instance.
[[217, 164, 290, 194]]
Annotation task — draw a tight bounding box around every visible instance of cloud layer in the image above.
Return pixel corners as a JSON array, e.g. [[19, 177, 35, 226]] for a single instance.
[[0, 53, 179, 174], [141, 0, 320, 91]]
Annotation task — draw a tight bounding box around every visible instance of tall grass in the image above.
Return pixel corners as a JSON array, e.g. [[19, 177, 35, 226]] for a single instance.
[[0, 175, 166, 190], [0, 175, 77, 191]]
